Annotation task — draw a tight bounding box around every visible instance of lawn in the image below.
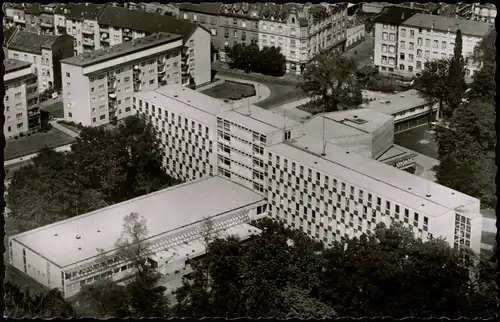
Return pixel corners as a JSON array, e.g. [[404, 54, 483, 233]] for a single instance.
[[40, 100, 64, 118], [5, 128, 75, 161], [202, 80, 256, 100], [255, 82, 307, 109]]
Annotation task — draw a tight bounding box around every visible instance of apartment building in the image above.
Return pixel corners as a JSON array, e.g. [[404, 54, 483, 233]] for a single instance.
[[346, 20, 366, 49], [23, 3, 58, 35], [398, 14, 492, 78], [6, 30, 74, 93], [4, 3, 28, 29], [60, 33, 184, 127], [97, 5, 211, 87], [136, 86, 482, 255], [53, 3, 106, 56], [471, 3, 496, 24], [258, 3, 348, 74], [4, 59, 40, 138], [179, 3, 222, 49], [373, 6, 428, 76], [9, 176, 267, 298]]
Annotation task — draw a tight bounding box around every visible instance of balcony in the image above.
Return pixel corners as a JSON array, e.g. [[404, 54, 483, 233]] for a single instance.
[[13, 16, 26, 23], [40, 20, 53, 28], [82, 38, 94, 46], [158, 66, 166, 74], [107, 80, 116, 91], [100, 31, 109, 40], [133, 83, 142, 92], [123, 28, 132, 37], [108, 93, 117, 100], [82, 26, 94, 35]]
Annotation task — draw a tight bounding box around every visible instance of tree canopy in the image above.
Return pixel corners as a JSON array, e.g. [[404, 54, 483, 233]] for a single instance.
[[225, 40, 286, 76], [6, 116, 181, 235], [298, 52, 363, 113]]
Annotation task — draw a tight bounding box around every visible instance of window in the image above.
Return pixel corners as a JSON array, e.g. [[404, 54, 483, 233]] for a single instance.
[[68, 112, 72, 117], [408, 54, 414, 62], [389, 45, 395, 54], [400, 53, 405, 60], [408, 65, 413, 72], [66, 72, 70, 77], [409, 30, 415, 38], [425, 38, 430, 47], [100, 115, 106, 120], [382, 44, 387, 52], [424, 50, 430, 58], [192, 14, 197, 21], [417, 37, 423, 46], [149, 79, 154, 85], [15, 92, 21, 99], [399, 64, 405, 71], [211, 28, 217, 36], [382, 32, 388, 40], [433, 40, 439, 48], [433, 52, 438, 59], [17, 123, 23, 129], [400, 41, 405, 49], [382, 56, 388, 65], [416, 61, 422, 69], [242, 21, 246, 28], [442, 41, 447, 49], [383, 24, 388, 29], [409, 42, 414, 50], [417, 49, 422, 57], [400, 28, 406, 37], [388, 57, 395, 65], [389, 33, 395, 41], [441, 53, 446, 59]]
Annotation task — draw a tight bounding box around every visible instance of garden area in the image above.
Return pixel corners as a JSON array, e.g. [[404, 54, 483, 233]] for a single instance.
[[40, 100, 64, 118], [201, 80, 256, 101], [4, 127, 75, 161]]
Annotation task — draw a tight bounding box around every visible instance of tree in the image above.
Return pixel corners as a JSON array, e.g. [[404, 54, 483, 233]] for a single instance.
[[415, 59, 451, 119], [445, 29, 467, 113], [75, 280, 131, 317], [298, 52, 362, 113], [258, 46, 286, 76], [469, 29, 496, 103], [225, 42, 286, 76], [4, 282, 76, 318]]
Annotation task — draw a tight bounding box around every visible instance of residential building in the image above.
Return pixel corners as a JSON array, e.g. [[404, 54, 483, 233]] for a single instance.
[[470, 3, 496, 24], [8, 176, 268, 298], [361, 89, 438, 133], [22, 3, 58, 35], [257, 3, 348, 74], [3, 3, 28, 29], [373, 6, 428, 76], [136, 86, 483, 256], [346, 19, 366, 49], [4, 59, 40, 138], [60, 33, 184, 127], [97, 5, 212, 87], [179, 2, 222, 52], [6, 30, 74, 93], [218, 3, 262, 62], [361, 2, 393, 14], [398, 14, 492, 78], [53, 3, 106, 56]]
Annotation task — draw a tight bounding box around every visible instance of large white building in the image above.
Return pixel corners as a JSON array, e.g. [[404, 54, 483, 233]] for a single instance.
[[9, 176, 268, 298], [135, 85, 483, 254], [60, 33, 184, 127], [374, 8, 493, 78], [4, 59, 40, 138], [470, 3, 496, 24]]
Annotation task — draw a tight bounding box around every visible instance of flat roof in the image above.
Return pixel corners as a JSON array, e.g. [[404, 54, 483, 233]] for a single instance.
[[4, 59, 31, 73], [61, 32, 183, 67], [13, 176, 265, 268], [303, 114, 365, 140], [134, 85, 234, 125], [362, 89, 429, 115], [218, 104, 300, 134], [270, 134, 479, 218], [402, 13, 493, 37], [325, 108, 394, 133]]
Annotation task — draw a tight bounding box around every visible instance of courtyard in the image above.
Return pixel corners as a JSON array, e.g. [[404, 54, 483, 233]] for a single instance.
[[394, 125, 439, 159], [201, 80, 256, 101]]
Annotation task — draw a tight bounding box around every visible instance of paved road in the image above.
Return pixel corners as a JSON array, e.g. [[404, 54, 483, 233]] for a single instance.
[[49, 120, 80, 138], [4, 144, 72, 167]]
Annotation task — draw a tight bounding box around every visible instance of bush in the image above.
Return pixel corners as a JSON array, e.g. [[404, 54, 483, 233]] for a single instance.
[[19, 133, 25, 138], [226, 40, 286, 77]]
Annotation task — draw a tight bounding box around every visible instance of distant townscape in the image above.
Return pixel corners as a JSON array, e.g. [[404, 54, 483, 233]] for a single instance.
[[3, 2, 497, 319]]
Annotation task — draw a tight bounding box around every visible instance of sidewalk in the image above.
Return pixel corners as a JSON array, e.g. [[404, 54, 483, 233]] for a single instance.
[[4, 143, 72, 167], [49, 120, 80, 138]]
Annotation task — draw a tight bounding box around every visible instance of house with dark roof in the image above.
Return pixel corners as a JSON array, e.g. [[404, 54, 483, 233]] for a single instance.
[[6, 30, 74, 93], [179, 3, 223, 55], [96, 6, 211, 87], [372, 6, 429, 76]]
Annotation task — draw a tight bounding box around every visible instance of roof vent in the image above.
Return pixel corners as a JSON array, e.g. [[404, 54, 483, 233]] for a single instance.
[[379, 100, 386, 103], [54, 233, 58, 236], [97, 230, 101, 233], [421, 204, 425, 206], [400, 94, 405, 97], [78, 247, 82, 250], [385, 100, 391, 104], [76, 235, 81, 239], [426, 193, 431, 197], [353, 115, 358, 118], [408, 187, 412, 190], [304, 147, 309, 150], [173, 94, 178, 97]]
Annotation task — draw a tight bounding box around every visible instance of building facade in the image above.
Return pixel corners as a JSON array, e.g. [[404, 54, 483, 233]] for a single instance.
[[374, 9, 492, 78], [9, 176, 268, 298], [6, 30, 74, 93], [135, 85, 483, 256], [4, 59, 41, 138], [470, 3, 496, 24], [60, 33, 184, 127], [179, 3, 222, 50]]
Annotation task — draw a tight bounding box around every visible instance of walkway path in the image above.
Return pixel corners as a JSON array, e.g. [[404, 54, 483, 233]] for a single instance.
[[4, 144, 72, 167], [49, 120, 80, 138]]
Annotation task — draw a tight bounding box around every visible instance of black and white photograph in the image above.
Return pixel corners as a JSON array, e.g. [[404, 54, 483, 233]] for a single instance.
[[2, 1, 497, 319]]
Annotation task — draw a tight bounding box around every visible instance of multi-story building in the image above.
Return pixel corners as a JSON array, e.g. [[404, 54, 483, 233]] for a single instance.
[[60, 32, 184, 127], [3, 3, 28, 29], [97, 5, 212, 87], [398, 14, 492, 78], [346, 18, 366, 49], [6, 30, 74, 93], [9, 176, 268, 298], [470, 3, 496, 24], [179, 3, 222, 48], [258, 3, 348, 74], [4, 59, 41, 138], [135, 85, 483, 255], [53, 3, 106, 56], [23, 3, 58, 35], [373, 6, 428, 76]]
